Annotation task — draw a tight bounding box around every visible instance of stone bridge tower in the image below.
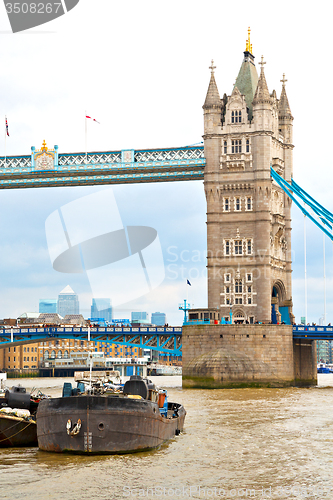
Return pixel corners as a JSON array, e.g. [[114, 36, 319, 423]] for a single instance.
[[203, 30, 294, 325]]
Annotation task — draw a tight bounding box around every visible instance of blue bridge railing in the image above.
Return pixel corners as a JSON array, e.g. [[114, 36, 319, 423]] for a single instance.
[[0, 326, 183, 356]]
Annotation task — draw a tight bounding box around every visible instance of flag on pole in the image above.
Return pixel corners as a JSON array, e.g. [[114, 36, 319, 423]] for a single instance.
[[187, 279, 191, 286], [5, 116, 9, 137], [85, 115, 100, 124]]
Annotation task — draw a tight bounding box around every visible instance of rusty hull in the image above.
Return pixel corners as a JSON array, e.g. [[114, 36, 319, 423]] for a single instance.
[[37, 395, 186, 454]]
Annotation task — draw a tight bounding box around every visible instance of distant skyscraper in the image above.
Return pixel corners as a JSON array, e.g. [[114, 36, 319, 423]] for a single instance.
[[39, 299, 57, 314], [57, 285, 79, 317], [151, 312, 166, 326], [131, 311, 149, 324], [91, 298, 112, 323]]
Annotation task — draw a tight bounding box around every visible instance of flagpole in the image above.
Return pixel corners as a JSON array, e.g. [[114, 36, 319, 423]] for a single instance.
[[4, 115, 7, 167], [85, 111, 87, 164]]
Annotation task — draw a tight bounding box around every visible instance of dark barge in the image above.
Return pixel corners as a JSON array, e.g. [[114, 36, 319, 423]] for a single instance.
[[37, 376, 186, 454]]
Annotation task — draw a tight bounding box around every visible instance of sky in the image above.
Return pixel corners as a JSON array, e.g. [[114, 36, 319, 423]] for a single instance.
[[0, 1, 332, 325]]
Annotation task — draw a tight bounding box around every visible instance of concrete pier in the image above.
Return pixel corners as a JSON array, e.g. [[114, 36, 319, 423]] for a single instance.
[[182, 324, 317, 388]]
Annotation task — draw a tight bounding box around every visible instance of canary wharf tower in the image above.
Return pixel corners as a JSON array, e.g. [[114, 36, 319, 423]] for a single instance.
[[203, 29, 294, 325]]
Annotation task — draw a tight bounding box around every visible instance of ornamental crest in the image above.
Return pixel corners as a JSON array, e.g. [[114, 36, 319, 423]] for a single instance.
[[34, 140, 56, 170]]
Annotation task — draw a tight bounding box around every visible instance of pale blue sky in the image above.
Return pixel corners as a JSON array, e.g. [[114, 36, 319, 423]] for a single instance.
[[0, 1, 332, 324]]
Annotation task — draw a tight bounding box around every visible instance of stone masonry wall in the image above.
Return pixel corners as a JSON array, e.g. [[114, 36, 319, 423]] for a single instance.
[[182, 324, 317, 388]]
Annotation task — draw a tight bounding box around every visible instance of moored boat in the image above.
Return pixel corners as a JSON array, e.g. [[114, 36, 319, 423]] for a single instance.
[[37, 375, 186, 454], [0, 385, 43, 447]]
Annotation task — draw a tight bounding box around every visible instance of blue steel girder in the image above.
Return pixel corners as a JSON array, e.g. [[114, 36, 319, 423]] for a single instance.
[[0, 326, 183, 356], [0, 146, 205, 189]]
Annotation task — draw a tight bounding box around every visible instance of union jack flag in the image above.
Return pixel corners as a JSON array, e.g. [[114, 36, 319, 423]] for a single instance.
[[5, 116, 9, 137]]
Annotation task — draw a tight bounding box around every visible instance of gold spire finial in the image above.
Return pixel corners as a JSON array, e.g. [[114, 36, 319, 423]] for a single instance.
[[245, 27, 253, 54], [41, 140, 48, 152]]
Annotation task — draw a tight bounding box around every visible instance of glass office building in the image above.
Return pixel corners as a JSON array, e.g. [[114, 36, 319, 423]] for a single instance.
[[58, 285, 79, 317], [91, 298, 112, 323]]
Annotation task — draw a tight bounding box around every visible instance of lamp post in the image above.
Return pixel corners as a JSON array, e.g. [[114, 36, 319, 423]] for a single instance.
[[179, 299, 191, 324]]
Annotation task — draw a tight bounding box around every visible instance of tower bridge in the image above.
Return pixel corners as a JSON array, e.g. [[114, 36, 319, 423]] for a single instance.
[[0, 29, 329, 386]]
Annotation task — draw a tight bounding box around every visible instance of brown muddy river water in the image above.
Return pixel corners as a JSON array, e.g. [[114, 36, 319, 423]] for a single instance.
[[1, 375, 333, 499]]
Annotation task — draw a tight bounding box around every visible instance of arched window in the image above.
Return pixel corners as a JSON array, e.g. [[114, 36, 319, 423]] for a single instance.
[[64, 350, 69, 359], [44, 350, 49, 360], [50, 350, 56, 359], [224, 141, 227, 154], [57, 350, 62, 359], [247, 197, 252, 210]]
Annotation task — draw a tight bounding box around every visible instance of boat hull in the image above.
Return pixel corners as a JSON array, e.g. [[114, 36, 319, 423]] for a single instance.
[[0, 414, 37, 447], [37, 395, 185, 454]]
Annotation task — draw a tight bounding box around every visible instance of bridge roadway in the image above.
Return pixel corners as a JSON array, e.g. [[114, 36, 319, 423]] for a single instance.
[[0, 146, 205, 189], [0, 325, 332, 357]]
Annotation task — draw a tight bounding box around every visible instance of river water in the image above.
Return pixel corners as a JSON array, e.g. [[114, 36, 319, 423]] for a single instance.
[[1, 375, 333, 500]]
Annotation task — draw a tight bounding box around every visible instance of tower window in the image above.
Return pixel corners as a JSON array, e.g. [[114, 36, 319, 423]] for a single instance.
[[246, 273, 252, 282], [225, 286, 230, 294], [231, 140, 242, 153], [235, 197, 241, 211], [235, 298, 242, 304], [224, 141, 227, 154], [225, 241, 230, 255], [248, 298, 252, 304], [247, 240, 252, 255], [248, 286, 252, 294], [246, 139, 250, 153], [225, 274, 231, 282], [234, 240, 243, 255], [246, 197, 252, 210], [235, 280, 242, 294], [224, 197, 230, 212], [231, 111, 242, 123]]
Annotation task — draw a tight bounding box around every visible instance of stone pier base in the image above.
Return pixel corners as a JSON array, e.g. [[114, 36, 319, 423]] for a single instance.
[[182, 324, 317, 389]]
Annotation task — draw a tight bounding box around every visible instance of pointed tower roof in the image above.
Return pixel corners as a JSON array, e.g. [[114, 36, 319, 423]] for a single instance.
[[234, 27, 258, 120], [278, 74, 293, 118], [59, 285, 75, 295], [253, 55, 271, 105], [203, 60, 221, 109]]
